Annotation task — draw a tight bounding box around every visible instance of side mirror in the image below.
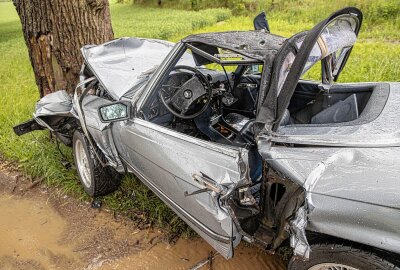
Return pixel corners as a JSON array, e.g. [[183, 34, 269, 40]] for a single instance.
[[98, 101, 131, 123]]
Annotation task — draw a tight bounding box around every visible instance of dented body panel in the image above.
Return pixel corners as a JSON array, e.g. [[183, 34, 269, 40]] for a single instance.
[[259, 144, 400, 255], [113, 118, 250, 258], [34, 90, 77, 118]]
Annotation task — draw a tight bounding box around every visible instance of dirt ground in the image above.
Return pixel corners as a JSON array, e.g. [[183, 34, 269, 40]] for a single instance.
[[0, 162, 285, 270]]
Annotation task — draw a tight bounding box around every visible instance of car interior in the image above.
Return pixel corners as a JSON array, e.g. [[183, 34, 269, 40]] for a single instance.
[[138, 46, 263, 183], [282, 81, 375, 126], [77, 40, 379, 197], [142, 46, 377, 138], [142, 47, 262, 147]]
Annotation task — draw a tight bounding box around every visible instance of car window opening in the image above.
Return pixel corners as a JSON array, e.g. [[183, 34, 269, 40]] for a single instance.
[[140, 44, 264, 187]]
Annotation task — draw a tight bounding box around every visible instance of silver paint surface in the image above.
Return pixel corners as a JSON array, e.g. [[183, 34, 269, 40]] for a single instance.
[[112, 118, 249, 258], [34, 90, 76, 118]]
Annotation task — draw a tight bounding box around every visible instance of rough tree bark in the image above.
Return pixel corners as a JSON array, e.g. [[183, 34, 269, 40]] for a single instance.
[[13, 0, 114, 97]]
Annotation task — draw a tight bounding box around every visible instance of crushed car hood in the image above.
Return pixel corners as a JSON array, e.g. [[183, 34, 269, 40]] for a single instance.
[[81, 37, 175, 100]]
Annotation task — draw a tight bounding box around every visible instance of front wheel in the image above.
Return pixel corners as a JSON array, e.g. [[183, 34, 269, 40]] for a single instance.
[[288, 243, 399, 270], [73, 131, 121, 197]]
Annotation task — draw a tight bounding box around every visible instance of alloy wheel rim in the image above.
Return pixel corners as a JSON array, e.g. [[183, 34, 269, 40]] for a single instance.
[[309, 263, 359, 270], [75, 139, 92, 188]]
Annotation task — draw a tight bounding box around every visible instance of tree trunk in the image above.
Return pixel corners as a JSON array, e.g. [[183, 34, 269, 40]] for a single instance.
[[13, 0, 114, 97]]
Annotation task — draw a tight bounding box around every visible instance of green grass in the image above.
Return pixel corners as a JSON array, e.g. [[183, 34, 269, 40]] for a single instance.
[[0, 0, 399, 236], [132, 0, 400, 39], [110, 5, 231, 39], [264, 0, 400, 41]]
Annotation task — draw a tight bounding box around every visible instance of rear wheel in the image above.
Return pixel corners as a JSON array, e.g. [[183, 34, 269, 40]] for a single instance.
[[288, 243, 399, 270], [73, 131, 121, 196]]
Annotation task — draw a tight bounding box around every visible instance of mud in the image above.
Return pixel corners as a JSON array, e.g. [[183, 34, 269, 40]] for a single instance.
[[0, 163, 285, 270]]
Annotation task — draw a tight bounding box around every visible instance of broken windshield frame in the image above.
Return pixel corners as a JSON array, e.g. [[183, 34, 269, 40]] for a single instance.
[[135, 41, 264, 114], [134, 41, 185, 111], [186, 43, 263, 66]]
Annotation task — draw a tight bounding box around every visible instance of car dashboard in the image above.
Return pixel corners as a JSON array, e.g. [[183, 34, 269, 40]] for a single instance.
[[142, 67, 261, 147]]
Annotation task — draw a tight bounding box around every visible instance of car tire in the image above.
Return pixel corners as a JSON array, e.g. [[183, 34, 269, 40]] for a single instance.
[[73, 131, 121, 197], [288, 243, 399, 270]]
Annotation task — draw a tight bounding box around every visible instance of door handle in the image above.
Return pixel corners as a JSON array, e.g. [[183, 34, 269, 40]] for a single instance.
[[183, 173, 226, 197], [192, 173, 225, 194], [184, 172, 227, 197]]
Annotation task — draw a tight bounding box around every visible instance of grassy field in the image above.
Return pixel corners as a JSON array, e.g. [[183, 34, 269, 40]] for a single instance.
[[0, 1, 399, 236], [111, 5, 231, 39]]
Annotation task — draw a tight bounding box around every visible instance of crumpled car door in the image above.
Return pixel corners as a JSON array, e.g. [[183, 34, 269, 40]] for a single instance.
[[113, 118, 249, 259], [270, 7, 362, 128]]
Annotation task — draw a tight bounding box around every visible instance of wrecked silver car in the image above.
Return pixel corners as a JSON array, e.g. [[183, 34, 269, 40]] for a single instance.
[[14, 7, 400, 269]]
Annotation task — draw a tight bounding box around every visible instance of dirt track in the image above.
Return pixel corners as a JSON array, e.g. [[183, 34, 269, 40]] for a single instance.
[[0, 163, 285, 270]]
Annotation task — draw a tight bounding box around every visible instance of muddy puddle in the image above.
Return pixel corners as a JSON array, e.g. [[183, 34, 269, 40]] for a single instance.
[[0, 195, 80, 269], [0, 169, 285, 270], [101, 238, 284, 270]]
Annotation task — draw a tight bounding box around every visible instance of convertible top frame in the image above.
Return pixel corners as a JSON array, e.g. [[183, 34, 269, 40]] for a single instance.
[[186, 43, 263, 66]]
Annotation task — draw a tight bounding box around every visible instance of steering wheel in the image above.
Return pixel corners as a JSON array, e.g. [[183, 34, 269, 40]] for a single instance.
[[160, 65, 212, 120]]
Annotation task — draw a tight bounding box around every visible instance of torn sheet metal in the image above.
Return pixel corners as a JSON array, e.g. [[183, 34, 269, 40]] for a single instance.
[[15, 6, 400, 263], [258, 141, 400, 255], [30, 90, 78, 133], [192, 149, 254, 243], [113, 118, 250, 259], [289, 206, 310, 258], [34, 90, 77, 118], [258, 144, 400, 208]]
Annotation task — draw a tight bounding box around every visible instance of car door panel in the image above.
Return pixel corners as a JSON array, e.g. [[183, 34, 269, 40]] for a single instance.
[[262, 7, 362, 129], [113, 118, 248, 259]]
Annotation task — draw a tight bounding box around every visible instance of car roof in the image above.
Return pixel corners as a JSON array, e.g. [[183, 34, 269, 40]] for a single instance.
[[182, 31, 286, 60]]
